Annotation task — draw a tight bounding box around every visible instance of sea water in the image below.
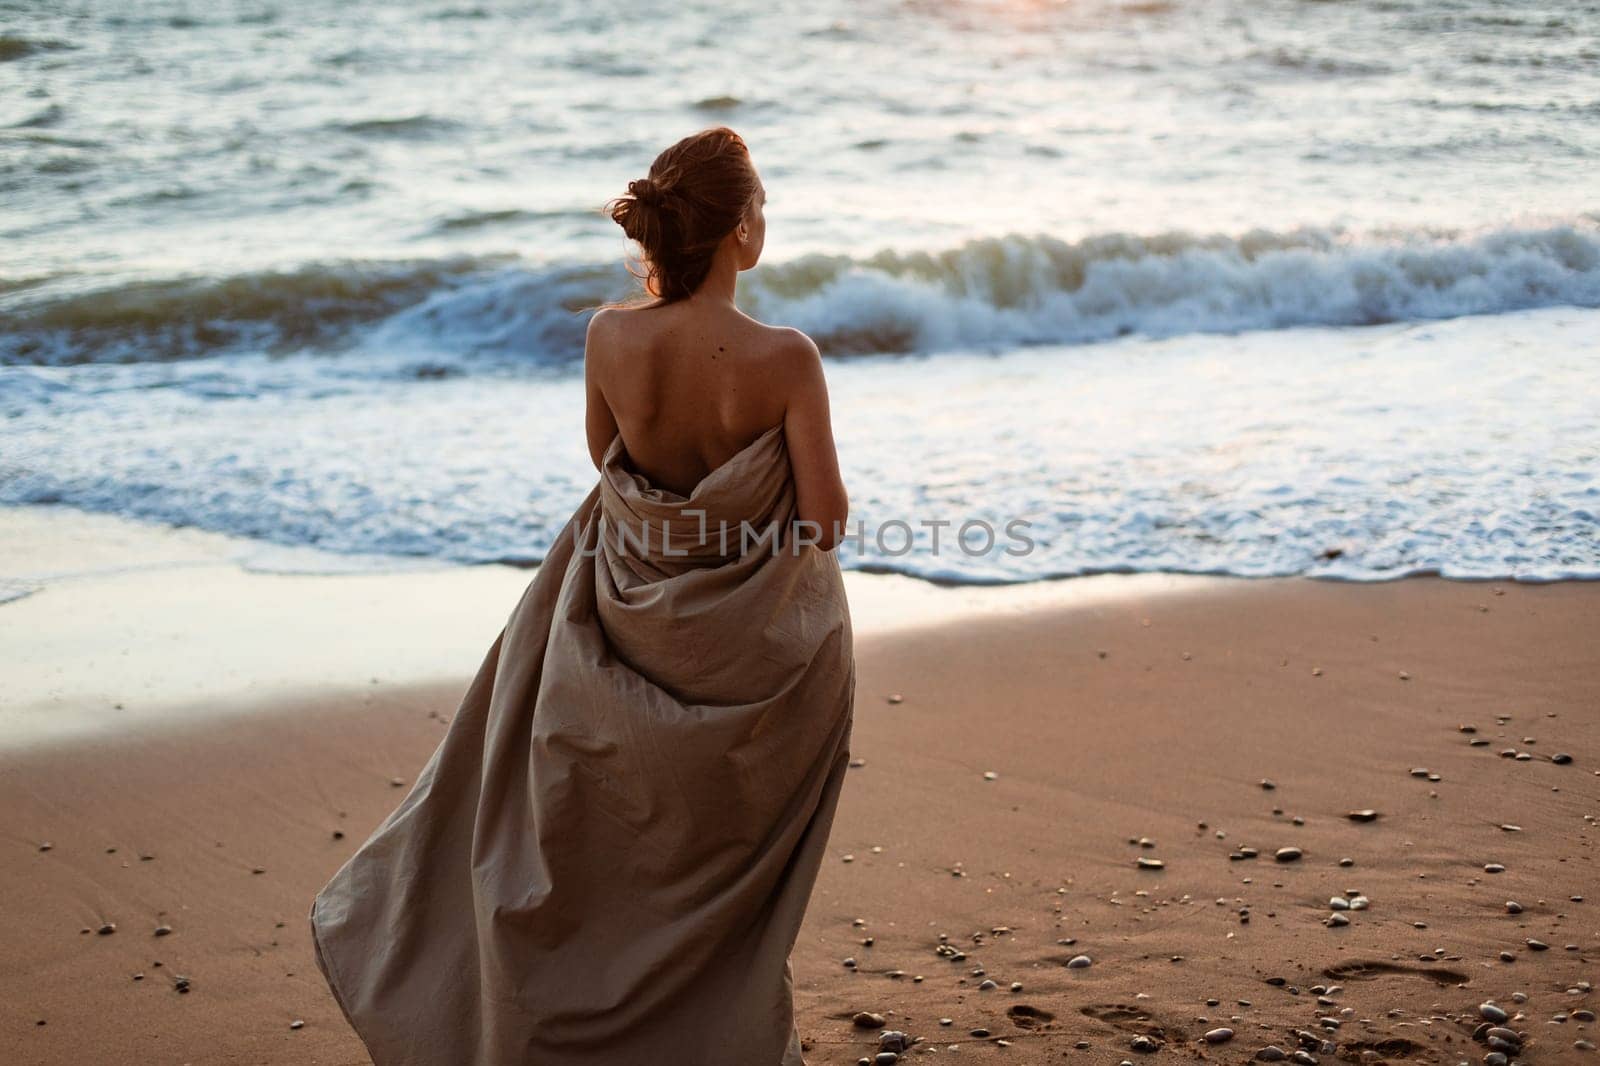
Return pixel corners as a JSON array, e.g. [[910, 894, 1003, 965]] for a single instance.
[[3, 0, 1597, 585]]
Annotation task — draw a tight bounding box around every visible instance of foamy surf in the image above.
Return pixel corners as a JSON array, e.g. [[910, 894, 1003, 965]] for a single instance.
[[3, 306, 1596, 584], [4, 220, 1598, 366]]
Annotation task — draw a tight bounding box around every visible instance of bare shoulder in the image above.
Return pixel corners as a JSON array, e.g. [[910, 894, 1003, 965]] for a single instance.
[[753, 324, 824, 385], [585, 305, 624, 348], [767, 324, 820, 359], [584, 305, 638, 380]]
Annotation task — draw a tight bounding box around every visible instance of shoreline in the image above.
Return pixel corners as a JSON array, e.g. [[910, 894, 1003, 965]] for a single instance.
[[0, 503, 1230, 750], [2, 559, 1597, 1062], [6, 502, 1596, 751]]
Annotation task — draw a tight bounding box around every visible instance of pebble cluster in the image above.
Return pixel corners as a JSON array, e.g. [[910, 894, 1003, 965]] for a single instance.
[[828, 692, 1592, 1064], [24, 769, 387, 1037]]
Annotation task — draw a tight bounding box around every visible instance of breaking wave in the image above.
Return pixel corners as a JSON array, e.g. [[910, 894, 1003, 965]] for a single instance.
[[4, 219, 1598, 367]]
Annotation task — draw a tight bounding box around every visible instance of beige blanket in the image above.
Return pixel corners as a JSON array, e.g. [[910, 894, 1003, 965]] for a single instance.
[[309, 425, 855, 1066]]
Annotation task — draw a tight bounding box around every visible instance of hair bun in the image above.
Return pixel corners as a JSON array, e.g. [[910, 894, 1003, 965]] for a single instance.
[[628, 177, 662, 207], [604, 127, 756, 302]]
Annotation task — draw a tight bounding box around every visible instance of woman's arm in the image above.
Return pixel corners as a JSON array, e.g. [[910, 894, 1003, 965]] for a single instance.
[[584, 309, 621, 471], [780, 329, 849, 550]]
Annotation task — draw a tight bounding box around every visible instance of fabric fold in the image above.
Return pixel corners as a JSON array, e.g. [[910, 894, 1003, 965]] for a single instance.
[[310, 425, 855, 1066]]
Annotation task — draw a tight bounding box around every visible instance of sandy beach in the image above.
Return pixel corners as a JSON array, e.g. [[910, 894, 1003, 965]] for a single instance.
[[7, 1, 1600, 1062], [4, 547, 1596, 1064]]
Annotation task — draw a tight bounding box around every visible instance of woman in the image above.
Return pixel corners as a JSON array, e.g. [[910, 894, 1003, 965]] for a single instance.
[[309, 126, 856, 1066]]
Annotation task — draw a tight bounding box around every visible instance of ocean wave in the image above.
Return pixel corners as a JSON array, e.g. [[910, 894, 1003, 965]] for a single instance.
[[753, 220, 1600, 354], [0, 578, 41, 606], [330, 114, 465, 138], [1249, 46, 1393, 77], [0, 35, 74, 63], [9, 103, 65, 129], [430, 207, 570, 233], [4, 220, 1598, 366], [0, 257, 500, 365]]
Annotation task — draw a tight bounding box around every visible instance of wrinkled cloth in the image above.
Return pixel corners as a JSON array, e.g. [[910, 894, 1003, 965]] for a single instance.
[[309, 424, 855, 1066]]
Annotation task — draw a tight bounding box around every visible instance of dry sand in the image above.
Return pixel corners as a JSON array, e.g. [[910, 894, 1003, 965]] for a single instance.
[[3, 574, 1597, 1064]]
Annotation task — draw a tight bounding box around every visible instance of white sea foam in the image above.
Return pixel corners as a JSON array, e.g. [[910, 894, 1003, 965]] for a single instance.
[[3, 307, 1595, 584], [6, 222, 1597, 367]]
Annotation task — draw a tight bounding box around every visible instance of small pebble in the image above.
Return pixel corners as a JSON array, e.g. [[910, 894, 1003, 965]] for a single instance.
[[879, 1031, 911, 1053]]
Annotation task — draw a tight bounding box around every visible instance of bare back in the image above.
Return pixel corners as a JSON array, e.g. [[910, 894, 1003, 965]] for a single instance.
[[584, 298, 849, 548], [586, 302, 788, 495]]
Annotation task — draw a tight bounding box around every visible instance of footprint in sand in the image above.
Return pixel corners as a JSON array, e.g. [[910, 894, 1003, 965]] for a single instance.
[[1007, 1004, 1055, 1030], [1079, 1003, 1182, 1042], [1342, 1037, 1428, 1058], [1323, 959, 1470, 986]]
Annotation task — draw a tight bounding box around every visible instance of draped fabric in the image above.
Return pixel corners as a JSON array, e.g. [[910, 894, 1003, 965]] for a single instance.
[[309, 425, 855, 1066]]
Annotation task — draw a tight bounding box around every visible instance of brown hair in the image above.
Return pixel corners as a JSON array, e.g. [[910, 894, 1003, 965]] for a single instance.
[[604, 127, 760, 303]]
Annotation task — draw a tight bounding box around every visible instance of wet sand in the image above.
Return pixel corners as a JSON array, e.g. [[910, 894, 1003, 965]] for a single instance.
[[3, 575, 1597, 1064]]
